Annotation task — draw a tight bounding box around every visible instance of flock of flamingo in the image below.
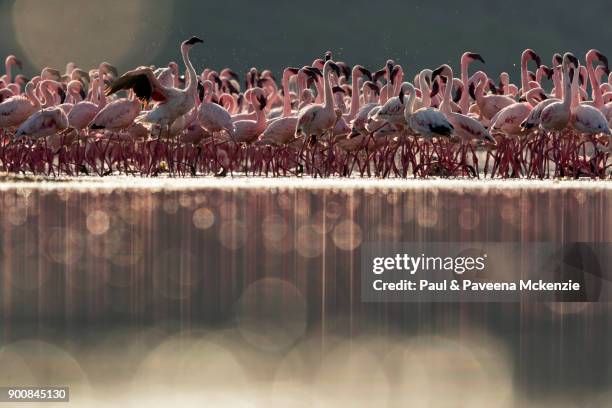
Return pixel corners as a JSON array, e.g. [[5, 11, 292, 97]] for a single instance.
[[0, 36, 610, 178]]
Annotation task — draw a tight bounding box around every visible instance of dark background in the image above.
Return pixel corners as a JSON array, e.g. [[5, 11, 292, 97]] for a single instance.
[[2, 0, 612, 82]]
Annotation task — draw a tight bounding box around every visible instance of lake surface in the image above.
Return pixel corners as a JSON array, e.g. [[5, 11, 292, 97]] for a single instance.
[[0, 177, 610, 406]]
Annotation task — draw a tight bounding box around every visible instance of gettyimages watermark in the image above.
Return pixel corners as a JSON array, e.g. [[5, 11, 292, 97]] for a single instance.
[[361, 242, 611, 302]]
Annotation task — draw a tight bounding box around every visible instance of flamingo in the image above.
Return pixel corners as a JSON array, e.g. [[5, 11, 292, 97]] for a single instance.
[[197, 80, 235, 136], [0, 82, 41, 129], [68, 63, 109, 131], [432, 65, 493, 144], [295, 60, 341, 145], [471, 71, 515, 121], [231, 88, 267, 143], [540, 53, 576, 132], [459, 52, 485, 113], [2, 55, 22, 84], [400, 82, 454, 139], [104, 36, 203, 137], [14, 107, 68, 139], [490, 87, 547, 137]]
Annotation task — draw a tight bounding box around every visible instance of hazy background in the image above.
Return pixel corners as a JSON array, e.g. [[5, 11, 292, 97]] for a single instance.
[[2, 0, 612, 83]]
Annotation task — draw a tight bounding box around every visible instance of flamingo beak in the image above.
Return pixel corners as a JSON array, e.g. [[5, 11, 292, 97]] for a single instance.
[[596, 52, 609, 70], [544, 66, 554, 79], [359, 67, 372, 81], [15, 59, 23, 69], [529, 50, 542, 68], [468, 53, 485, 64], [185, 36, 204, 45], [107, 65, 119, 78]]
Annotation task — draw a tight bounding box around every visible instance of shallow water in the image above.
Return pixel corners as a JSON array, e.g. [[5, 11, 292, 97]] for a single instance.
[[0, 179, 610, 406]]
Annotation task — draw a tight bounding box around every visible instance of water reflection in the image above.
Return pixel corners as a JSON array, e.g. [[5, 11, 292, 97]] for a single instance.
[[0, 182, 610, 406]]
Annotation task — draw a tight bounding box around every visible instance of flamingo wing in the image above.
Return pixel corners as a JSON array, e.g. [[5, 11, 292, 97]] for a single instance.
[[105, 67, 170, 103]]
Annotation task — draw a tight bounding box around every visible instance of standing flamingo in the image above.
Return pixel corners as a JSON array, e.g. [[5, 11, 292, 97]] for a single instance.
[[68, 63, 109, 131], [459, 52, 485, 113], [295, 60, 341, 145], [0, 82, 41, 129]]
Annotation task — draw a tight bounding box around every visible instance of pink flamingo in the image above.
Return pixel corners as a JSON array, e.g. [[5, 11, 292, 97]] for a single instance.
[[459, 52, 485, 113], [0, 82, 41, 129], [540, 53, 576, 132], [471, 71, 515, 121], [490, 87, 547, 137], [14, 107, 68, 139], [519, 49, 542, 95], [231, 88, 267, 143], [68, 63, 109, 131], [432, 65, 493, 143], [295, 60, 341, 145], [2, 56, 22, 84], [197, 80, 235, 136]]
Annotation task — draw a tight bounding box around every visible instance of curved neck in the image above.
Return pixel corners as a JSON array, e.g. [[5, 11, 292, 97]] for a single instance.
[[25, 84, 41, 109], [181, 45, 197, 97], [418, 72, 431, 108], [220, 94, 236, 113], [562, 66, 573, 109], [460, 56, 470, 112], [525, 88, 542, 106], [474, 73, 487, 105], [98, 64, 107, 109], [586, 55, 603, 107], [348, 68, 361, 118], [521, 53, 530, 93], [403, 85, 416, 118], [393, 67, 404, 96], [571, 66, 580, 108], [440, 68, 454, 114], [282, 72, 292, 117], [41, 82, 56, 108], [553, 67, 562, 99], [5, 60, 12, 84], [323, 65, 334, 112]]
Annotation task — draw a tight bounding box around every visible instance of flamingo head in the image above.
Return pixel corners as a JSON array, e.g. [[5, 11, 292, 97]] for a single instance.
[[541, 66, 554, 80], [6, 55, 22, 69], [100, 62, 118, 78], [522, 49, 542, 68], [323, 61, 341, 78], [363, 81, 379, 96], [220, 68, 240, 82], [431, 65, 453, 83], [336, 62, 351, 79], [353, 65, 372, 81], [14, 74, 29, 86], [563, 53, 579, 69], [464, 52, 485, 64]]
